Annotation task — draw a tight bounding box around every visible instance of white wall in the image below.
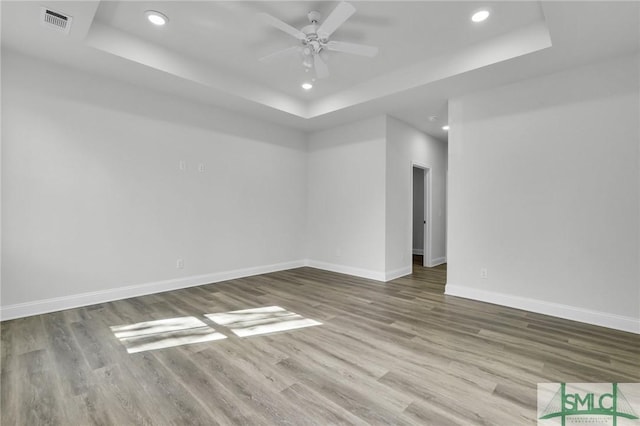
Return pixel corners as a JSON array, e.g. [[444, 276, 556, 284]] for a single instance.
[[1, 51, 307, 317], [446, 54, 640, 333], [306, 116, 448, 281], [1, 52, 446, 318], [412, 168, 424, 253], [386, 116, 448, 276], [10, 49, 635, 334], [306, 116, 387, 280]]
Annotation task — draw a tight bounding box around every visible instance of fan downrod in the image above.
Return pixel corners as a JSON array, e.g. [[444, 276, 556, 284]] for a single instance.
[[307, 11, 321, 24]]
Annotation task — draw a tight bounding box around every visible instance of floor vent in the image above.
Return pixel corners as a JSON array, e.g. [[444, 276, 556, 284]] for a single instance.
[[40, 8, 72, 34]]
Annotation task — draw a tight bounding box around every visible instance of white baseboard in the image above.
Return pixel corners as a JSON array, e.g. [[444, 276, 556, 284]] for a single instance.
[[304, 260, 410, 282], [412, 249, 424, 255], [385, 266, 412, 281], [428, 257, 447, 267], [0, 260, 306, 321], [304, 260, 386, 282], [445, 284, 640, 334]]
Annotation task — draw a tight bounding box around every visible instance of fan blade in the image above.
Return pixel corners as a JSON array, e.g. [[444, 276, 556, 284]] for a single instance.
[[327, 41, 379, 57], [317, 2, 356, 39], [259, 46, 301, 63], [259, 13, 306, 41], [314, 54, 330, 79]]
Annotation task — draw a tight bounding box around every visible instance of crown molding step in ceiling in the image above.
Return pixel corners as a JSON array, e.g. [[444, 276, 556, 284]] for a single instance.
[[1, 1, 638, 137]]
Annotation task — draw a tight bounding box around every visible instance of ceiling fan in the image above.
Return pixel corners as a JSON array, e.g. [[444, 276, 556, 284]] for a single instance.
[[259, 2, 379, 79]]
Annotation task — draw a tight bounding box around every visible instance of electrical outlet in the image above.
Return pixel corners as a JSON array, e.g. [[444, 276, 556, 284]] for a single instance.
[[179, 160, 186, 171], [198, 163, 205, 173], [480, 268, 488, 279], [176, 258, 184, 269]]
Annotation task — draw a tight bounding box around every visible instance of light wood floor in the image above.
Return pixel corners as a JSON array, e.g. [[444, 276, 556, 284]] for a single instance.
[[2, 258, 638, 425]]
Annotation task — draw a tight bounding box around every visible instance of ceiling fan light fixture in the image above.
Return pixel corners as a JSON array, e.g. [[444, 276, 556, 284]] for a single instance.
[[301, 82, 313, 90], [471, 10, 490, 23], [259, 2, 377, 79], [145, 10, 168, 26]]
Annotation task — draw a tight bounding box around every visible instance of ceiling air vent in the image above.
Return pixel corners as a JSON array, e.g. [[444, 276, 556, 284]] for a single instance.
[[40, 7, 72, 34]]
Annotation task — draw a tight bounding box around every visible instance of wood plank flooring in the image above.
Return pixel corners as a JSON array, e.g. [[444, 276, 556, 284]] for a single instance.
[[2, 258, 639, 425]]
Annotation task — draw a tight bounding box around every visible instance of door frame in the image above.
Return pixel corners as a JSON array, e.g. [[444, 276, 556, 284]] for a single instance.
[[411, 163, 432, 267]]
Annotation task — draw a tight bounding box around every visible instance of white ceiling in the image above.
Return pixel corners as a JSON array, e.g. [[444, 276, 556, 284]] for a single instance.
[[93, 1, 545, 98], [2, 1, 639, 141]]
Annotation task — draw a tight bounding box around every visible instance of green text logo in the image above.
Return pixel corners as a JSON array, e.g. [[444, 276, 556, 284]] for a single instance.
[[538, 383, 639, 426]]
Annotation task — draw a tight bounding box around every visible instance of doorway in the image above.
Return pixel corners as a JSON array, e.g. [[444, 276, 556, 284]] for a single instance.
[[412, 165, 430, 267]]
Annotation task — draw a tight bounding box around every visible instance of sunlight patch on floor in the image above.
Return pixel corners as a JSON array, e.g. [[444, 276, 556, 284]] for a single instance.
[[110, 316, 226, 353], [205, 306, 322, 338]]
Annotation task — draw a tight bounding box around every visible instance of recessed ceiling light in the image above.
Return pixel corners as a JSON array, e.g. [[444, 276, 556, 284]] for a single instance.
[[471, 10, 490, 23], [301, 82, 313, 90], [145, 10, 168, 26], [442, 125, 450, 131]]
